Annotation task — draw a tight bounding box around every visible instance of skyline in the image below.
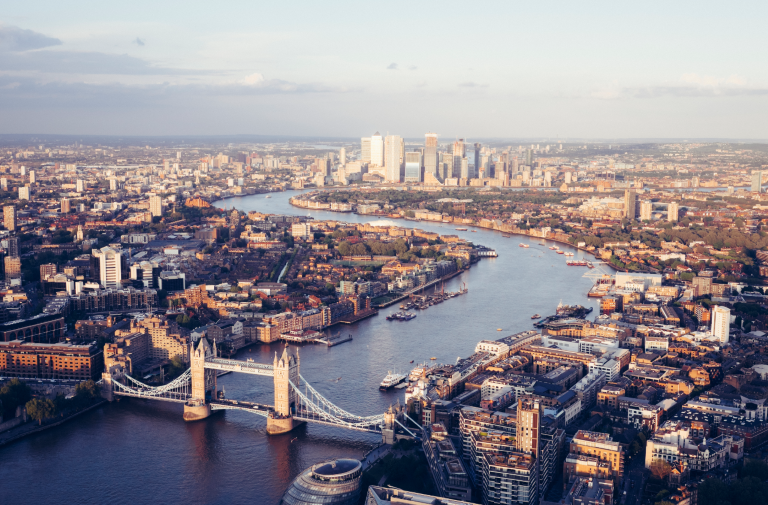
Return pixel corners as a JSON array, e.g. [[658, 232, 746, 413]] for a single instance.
[[3, 1, 768, 138]]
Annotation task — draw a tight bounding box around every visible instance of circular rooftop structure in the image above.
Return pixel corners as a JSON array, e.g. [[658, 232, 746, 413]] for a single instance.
[[280, 458, 362, 505]]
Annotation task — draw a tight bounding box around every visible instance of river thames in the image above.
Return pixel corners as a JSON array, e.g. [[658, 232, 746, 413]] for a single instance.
[[1, 190, 600, 505]]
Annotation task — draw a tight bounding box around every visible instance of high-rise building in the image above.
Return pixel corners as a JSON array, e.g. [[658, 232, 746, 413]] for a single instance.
[[624, 190, 637, 220], [18, 186, 29, 200], [4, 256, 21, 280], [76, 179, 84, 193], [473, 143, 481, 177], [424, 133, 438, 177], [110, 179, 117, 191], [339, 147, 346, 166], [149, 195, 163, 217], [61, 198, 70, 214], [453, 139, 465, 158], [516, 398, 542, 457], [384, 135, 402, 183], [440, 153, 453, 180], [639, 201, 652, 221], [525, 148, 533, 166], [1, 178, 7, 190], [711, 306, 731, 343], [7, 237, 19, 258], [460, 158, 470, 179], [4, 206, 16, 231], [667, 202, 679, 222], [360, 137, 372, 164], [752, 170, 763, 193], [564, 431, 625, 488], [371, 132, 384, 167], [29, 171, 35, 184], [404, 151, 422, 183], [98, 247, 122, 288]]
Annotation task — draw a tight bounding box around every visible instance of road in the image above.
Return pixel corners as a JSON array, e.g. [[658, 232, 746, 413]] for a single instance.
[[621, 454, 647, 505]]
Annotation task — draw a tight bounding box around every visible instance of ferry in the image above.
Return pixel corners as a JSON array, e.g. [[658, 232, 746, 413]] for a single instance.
[[380, 371, 407, 390], [549, 246, 559, 250], [386, 311, 416, 321], [519, 243, 529, 248], [564, 252, 574, 257], [556, 250, 565, 255], [531, 314, 541, 319], [566, 260, 589, 266], [455, 228, 468, 231]]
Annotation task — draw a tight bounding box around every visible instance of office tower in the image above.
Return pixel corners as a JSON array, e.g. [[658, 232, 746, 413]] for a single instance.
[[76, 179, 84, 193], [8, 237, 19, 258], [624, 190, 636, 220], [18, 187, 29, 200], [639, 201, 652, 221], [453, 139, 465, 158], [339, 147, 346, 165], [384, 135, 402, 183], [371, 132, 384, 167], [110, 179, 117, 191], [525, 148, 533, 165], [315, 157, 330, 176], [149, 195, 163, 217], [61, 198, 70, 214], [667, 202, 679, 222], [473, 143, 481, 176], [516, 398, 542, 457], [460, 158, 470, 179], [424, 133, 438, 177], [711, 306, 730, 343], [511, 157, 519, 174], [440, 153, 453, 180], [752, 170, 763, 193], [404, 151, 422, 183], [361, 137, 372, 164], [4, 256, 21, 280], [29, 171, 35, 184], [40, 263, 57, 280], [98, 247, 122, 288], [4, 206, 16, 231]]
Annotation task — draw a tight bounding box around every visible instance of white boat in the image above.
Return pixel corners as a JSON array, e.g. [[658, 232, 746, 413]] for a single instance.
[[380, 371, 406, 390], [408, 363, 430, 382]]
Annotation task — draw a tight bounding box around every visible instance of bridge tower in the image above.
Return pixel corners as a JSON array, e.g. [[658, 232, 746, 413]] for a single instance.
[[267, 345, 303, 434], [184, 338, 215, 421]]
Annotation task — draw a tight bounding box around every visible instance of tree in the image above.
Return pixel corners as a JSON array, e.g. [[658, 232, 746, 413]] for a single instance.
[[75, 380, 99, 400], [0, 378, 32, 419], [697, 477, 730, 505], [26, 397, 55, 425], [730, 476, 768, 505], [649, 460, 672, 481], [740, 460, 768, 481]]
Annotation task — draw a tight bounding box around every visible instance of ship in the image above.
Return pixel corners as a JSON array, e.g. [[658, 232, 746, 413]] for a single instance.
[[386, 311, 416, 321], [380, 371, 407, 390], [566, 260, 589, 266], [408, 363, 431, 382], [531, 314, 541, 319], [455, 228, 468, 231], [556, 250, 565, 255], [519, 243, 529, 248], [549, 246, 558, 250], [265, 195, 271, 198], [564, 252, 574, 257]]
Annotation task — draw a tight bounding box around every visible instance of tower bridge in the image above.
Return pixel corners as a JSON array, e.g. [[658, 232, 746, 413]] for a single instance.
[[101, 338, 419, 440]]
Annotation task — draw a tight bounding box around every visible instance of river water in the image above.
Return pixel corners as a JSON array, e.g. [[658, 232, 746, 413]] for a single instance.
[[1, 190, 599, 505]]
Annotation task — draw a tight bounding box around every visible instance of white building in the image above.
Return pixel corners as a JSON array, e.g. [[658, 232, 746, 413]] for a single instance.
[[474, 340, 510, 357], [76, 179, 84, 193], [588, 357, 620, 381], [370, 132, 384, 167], [97, 247, 122, 288], [384, 135, 402, 183], [291, 222, 312, 240], [645, 421, 743, 471], [711, 306, 730, 343], [18, 186, 29, 200]]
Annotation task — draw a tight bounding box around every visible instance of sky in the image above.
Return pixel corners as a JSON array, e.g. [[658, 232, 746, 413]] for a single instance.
[[2, 1, 768, 139]]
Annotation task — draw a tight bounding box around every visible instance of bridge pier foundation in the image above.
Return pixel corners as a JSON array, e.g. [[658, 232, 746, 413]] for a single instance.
[[183, 402, 212, 421], [266, 414, 304, 435]]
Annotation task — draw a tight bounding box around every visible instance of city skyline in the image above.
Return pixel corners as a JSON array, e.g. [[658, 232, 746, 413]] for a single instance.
[[3, 1, 768, 138]]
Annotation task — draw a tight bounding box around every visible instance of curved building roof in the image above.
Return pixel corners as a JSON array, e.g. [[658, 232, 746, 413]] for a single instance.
[[281, 458, 362, 505]]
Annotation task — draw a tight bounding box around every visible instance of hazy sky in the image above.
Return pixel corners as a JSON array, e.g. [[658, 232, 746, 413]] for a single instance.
[[2, 1, 768, 139]]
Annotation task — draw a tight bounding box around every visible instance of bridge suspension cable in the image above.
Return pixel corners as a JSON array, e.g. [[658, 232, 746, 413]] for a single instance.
[[111, 370, 192, 402], [291, 379, 383, 432], [297, 375, 384, 422]]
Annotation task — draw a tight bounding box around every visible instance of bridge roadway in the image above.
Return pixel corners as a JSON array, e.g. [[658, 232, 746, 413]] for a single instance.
[[210, 398, 274, 416], [203, 357, 274, 376]]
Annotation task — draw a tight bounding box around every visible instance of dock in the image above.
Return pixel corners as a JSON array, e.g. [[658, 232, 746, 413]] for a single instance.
[[317, 333, 353, 347]]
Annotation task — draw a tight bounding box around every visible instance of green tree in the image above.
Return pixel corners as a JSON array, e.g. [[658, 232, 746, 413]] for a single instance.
[[0, 378, 32, 419], [730, 476, 768, 505], [740, 460, 768, 481], [26, 397, 56, 425], [697, 477, 730, 505], [649, 460, 672, 481]]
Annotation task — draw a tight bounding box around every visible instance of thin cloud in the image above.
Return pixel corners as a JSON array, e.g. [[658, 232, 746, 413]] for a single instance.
[[387, 63, 398, 70], [0, 24, 61, 52], [133, 37, 145, 46], [591, 74, 768, 100]]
